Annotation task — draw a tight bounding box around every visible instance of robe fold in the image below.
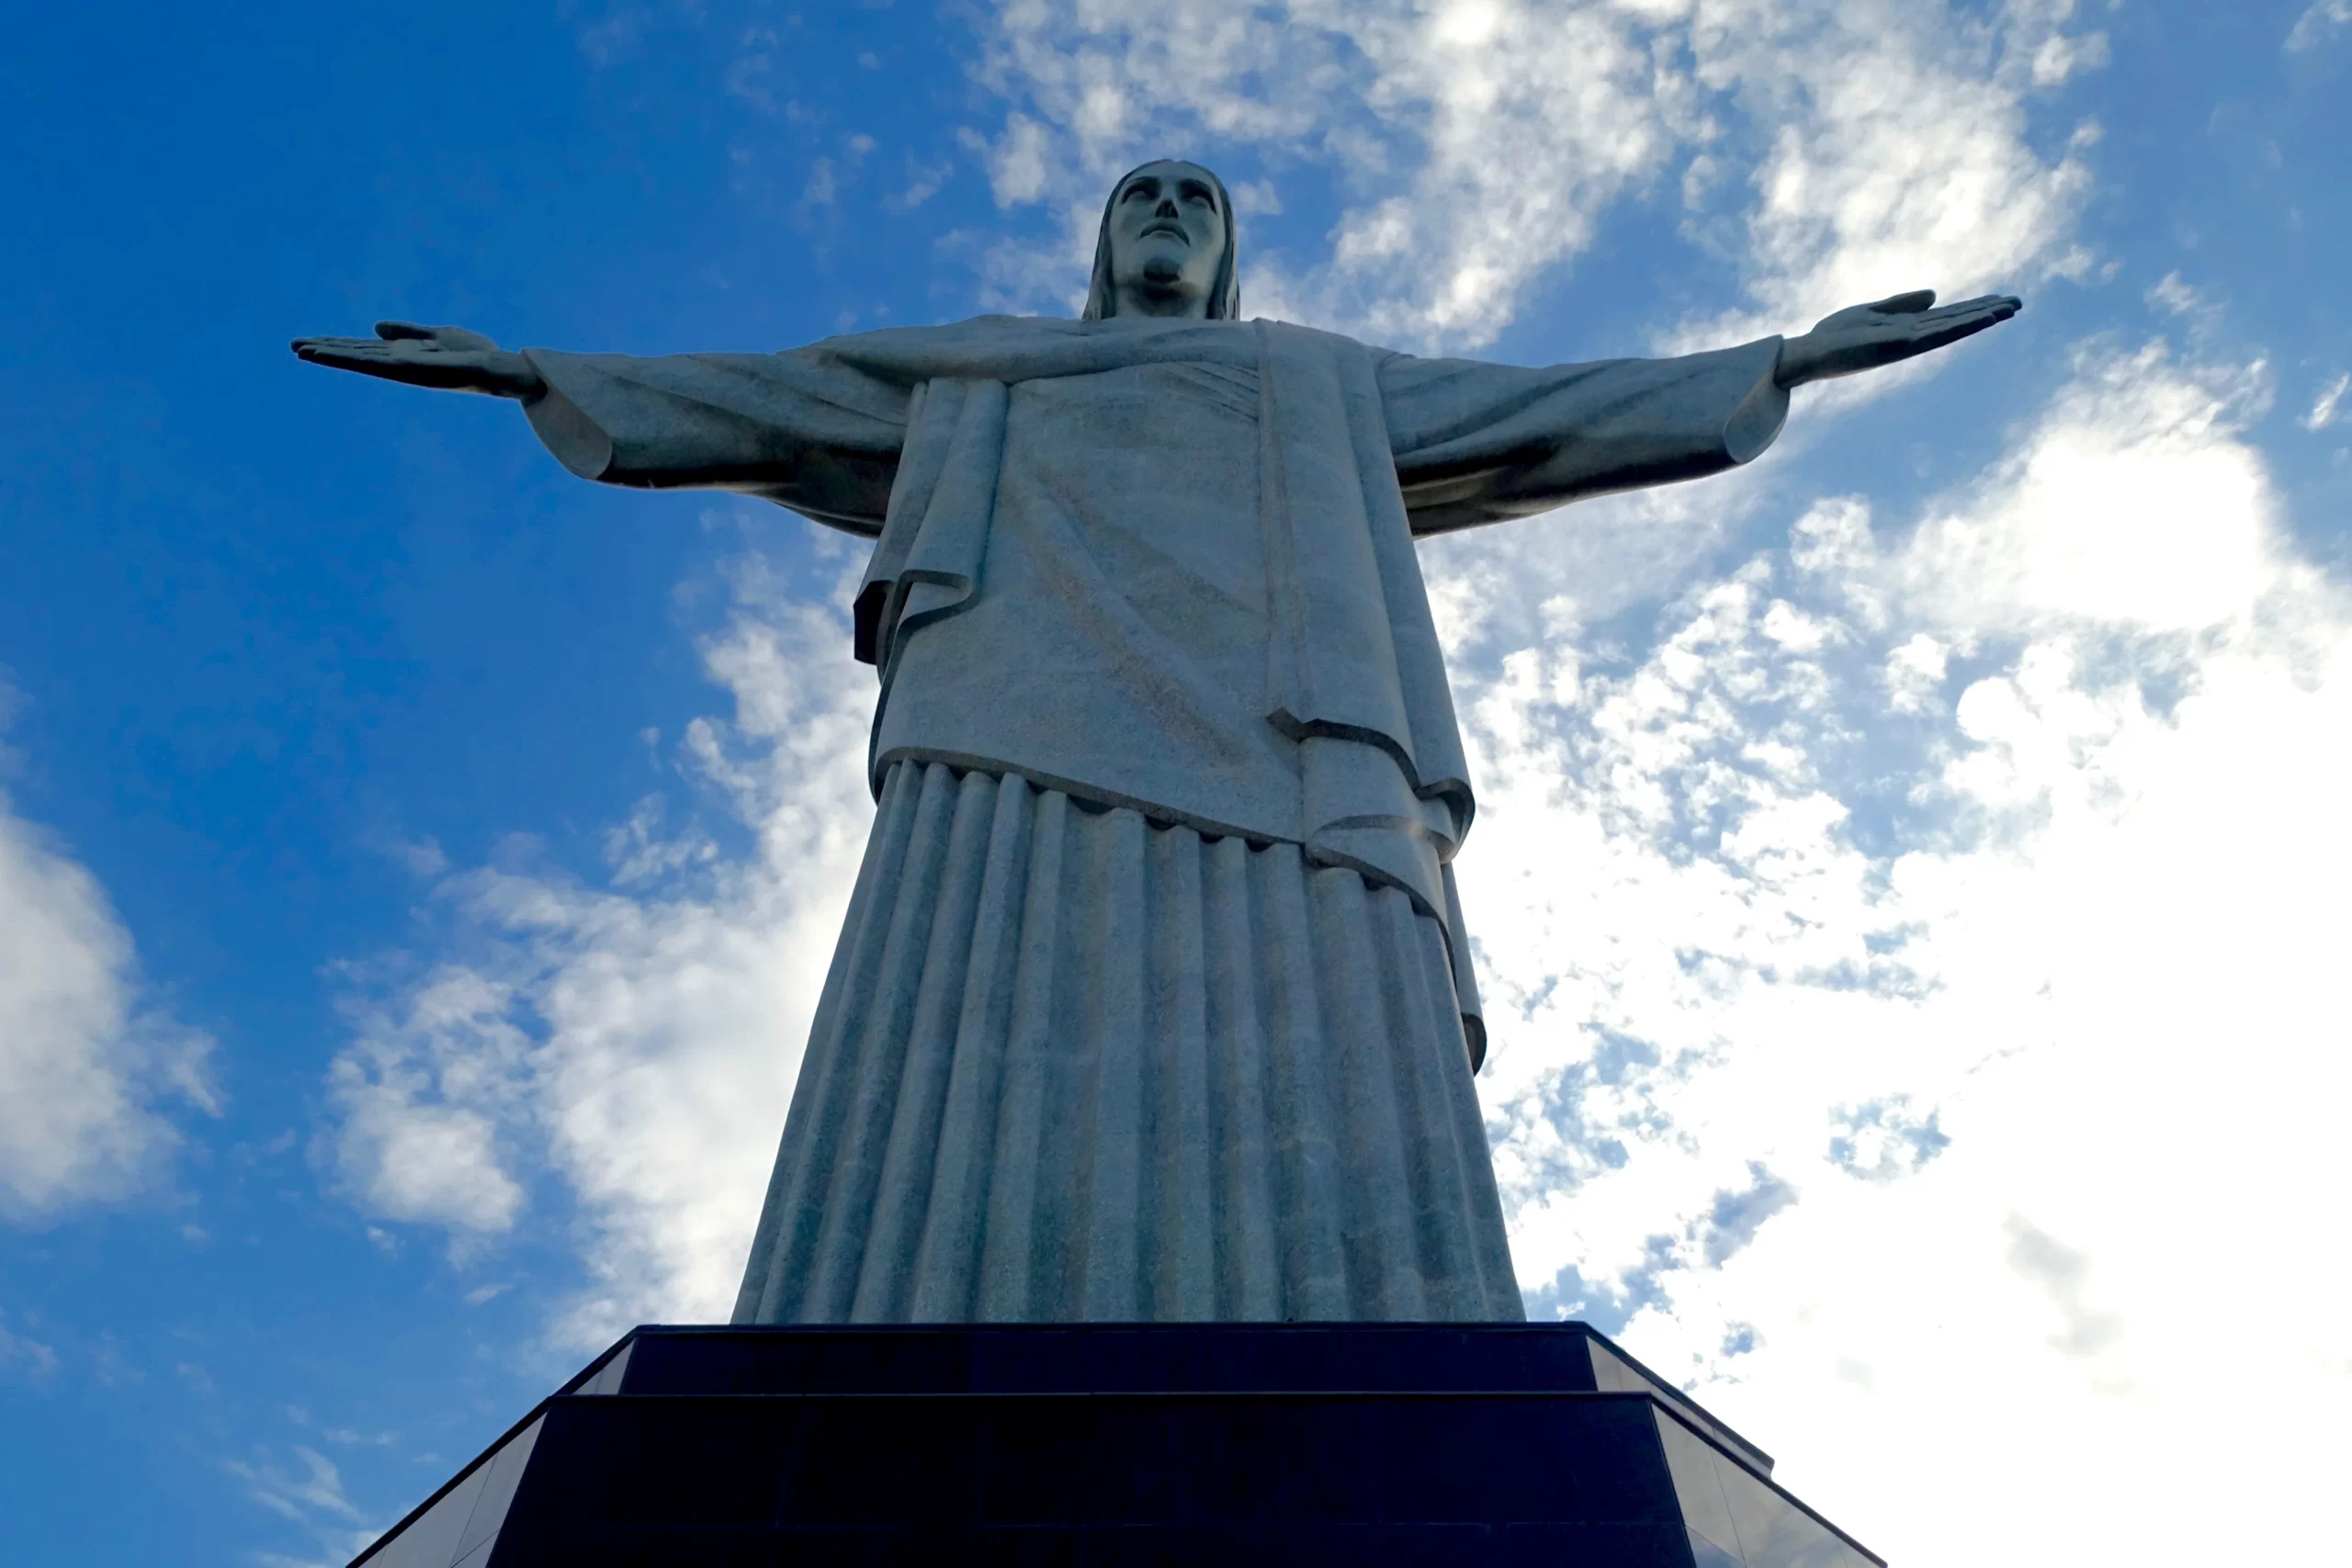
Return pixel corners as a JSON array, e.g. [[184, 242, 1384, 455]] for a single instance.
[[518, 316, 1786, 1323]]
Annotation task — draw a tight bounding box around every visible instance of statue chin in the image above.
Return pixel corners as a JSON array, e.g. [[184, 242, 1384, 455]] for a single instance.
[[1111, 253, 1204, 314]]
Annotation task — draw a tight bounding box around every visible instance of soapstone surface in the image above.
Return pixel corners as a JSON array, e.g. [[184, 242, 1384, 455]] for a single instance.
[[292, 160, 2018, 1326]]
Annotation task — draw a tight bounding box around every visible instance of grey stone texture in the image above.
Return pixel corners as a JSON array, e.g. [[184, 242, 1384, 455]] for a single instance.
[[292, 159, 2018, 1325], [732, 760, 1523, 1324]]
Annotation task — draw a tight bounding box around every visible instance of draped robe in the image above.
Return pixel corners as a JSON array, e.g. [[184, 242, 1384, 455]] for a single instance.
[[519, 315, 1788, 1322]]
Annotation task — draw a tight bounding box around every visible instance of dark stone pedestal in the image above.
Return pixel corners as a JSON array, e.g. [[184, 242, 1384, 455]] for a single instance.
[[349, 1324, 1879, 1568]]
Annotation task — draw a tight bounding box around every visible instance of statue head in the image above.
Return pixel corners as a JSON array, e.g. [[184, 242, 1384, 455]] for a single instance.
[[1083, 159, 1240, 321]]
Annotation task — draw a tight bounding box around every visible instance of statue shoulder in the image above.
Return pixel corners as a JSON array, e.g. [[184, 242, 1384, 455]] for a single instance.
[[1252, 316, 1389, 359], [797, 313, 1054, 352]]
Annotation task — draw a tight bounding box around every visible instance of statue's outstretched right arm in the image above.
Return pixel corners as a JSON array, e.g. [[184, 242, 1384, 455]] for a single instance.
[[292, 322, 910, 537], [1379, 288, 2018, 538]]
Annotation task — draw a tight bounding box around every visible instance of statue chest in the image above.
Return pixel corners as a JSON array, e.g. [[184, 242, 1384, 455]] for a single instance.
[[994, 360, 1269, 624]]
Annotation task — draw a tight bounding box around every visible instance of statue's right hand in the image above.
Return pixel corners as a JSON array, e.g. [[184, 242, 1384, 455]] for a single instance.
[[290, 321, 547, 399]]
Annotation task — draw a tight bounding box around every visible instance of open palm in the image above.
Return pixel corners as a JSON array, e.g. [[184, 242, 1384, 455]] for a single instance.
[[1775, 289, 2021, 389], [290, 321, 545, 398]]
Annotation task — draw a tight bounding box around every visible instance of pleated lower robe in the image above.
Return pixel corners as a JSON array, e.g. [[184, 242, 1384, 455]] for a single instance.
[[731, 760, 1525, 1324]]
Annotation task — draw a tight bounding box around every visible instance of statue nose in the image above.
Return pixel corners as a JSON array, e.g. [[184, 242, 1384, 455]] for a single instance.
[[1156, 198, 1179, 219]]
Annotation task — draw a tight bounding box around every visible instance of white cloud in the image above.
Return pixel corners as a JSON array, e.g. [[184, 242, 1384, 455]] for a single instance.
[[886, 154, 952, 213], [0, 697, 219, 1221], [230, 1445, 364, 1526], [232, 1442, 383, 1568], [1898, 341, 2280, 632], [325, 541, 876, 1345], [964, 0, 2100, 350], [2145, 269, 2201, 317], [1453, 340, 2352, 1566], [2305, 370, 2347, 431], [1667, 0, 2100, 351], [2286, 0, 2351, 52], [328, 965, 532, 1239], [0, 1311, 60, 1378]]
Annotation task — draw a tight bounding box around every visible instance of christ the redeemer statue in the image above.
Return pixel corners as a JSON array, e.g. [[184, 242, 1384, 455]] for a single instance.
[[297, 160, 2017, 1325]]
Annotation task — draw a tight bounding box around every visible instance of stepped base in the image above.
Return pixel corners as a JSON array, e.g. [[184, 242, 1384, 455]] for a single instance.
[[351, 1325, 1878, 1568]]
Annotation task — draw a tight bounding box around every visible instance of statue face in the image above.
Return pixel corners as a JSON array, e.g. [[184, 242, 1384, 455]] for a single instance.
[[1105, 161, 1227, 318]]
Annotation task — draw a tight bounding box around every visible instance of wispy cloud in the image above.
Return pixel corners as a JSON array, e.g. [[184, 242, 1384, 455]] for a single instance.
[[960, 0, 2101, 351], [2304, 370, 2347, 431], [230, 1443, 382, 1568], [2286, 0, 2352, 52], [325, 541, 876, 1344], [0, 1311, 60, 1378]]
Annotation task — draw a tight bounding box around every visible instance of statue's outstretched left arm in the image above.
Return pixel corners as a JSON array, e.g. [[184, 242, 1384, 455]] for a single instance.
[[1382, 288, 2019, 537], [292, 321, 911, 537]]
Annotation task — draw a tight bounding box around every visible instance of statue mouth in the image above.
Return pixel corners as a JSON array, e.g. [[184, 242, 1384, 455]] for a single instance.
[[1139, 221, 1188, 243]]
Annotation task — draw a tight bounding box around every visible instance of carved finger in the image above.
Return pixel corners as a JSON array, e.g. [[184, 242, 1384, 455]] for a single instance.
[[1915, 313, 2007, 351], [1927, 295, 2019, 321], [296, 343, 439, 376], [1868, 288, 1938, 315], [297, 338, 402, 360], [375, 320, 437, 341], [1914, 302, 2013, 332]]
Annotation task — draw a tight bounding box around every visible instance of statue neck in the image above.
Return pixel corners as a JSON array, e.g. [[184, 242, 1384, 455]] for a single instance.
[[1110, 281, 1213, 320]]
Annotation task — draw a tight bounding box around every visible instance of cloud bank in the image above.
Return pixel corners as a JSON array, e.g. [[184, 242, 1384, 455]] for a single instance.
[[1454, 339, 2352, 1560], [0, 696, 218, 1221]]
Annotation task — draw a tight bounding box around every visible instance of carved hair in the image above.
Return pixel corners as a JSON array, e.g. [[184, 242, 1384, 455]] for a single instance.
[[1082, 161, 1241, 321]]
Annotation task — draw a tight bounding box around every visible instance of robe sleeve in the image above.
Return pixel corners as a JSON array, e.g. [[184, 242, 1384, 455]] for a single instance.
[[515, 344, 913, 537], [1377, 338, 1790, 537]]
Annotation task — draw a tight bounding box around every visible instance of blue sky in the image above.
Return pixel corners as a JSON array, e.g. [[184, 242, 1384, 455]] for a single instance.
[[2, 1, 2347, 1563]]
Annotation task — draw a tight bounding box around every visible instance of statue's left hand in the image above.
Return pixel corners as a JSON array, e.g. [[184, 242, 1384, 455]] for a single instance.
[[290, 321, 547, 399], [1773, 289, 2021, 389]]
